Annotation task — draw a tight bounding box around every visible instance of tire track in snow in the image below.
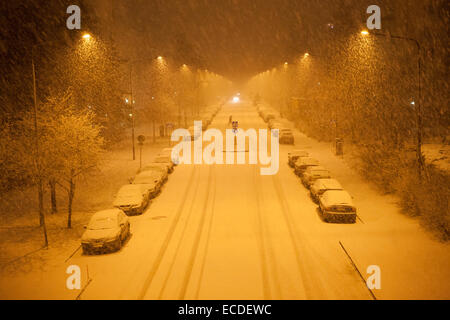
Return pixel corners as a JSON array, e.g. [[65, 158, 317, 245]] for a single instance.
[[271, 174, 315, 298], [137, 165, 198, 299], [178, 165, 215, 299], [252, 165, 281, 299], [192, 165, 217, 299], [155, 165, 204, 298]]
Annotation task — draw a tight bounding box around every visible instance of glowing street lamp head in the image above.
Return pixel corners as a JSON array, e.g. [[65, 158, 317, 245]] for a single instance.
[[82, 33, 92, 40], [304, 53, 309, 58], [232, 96, 240, 103], [361, 30, 369, 36], [157, 56, 163, 61]]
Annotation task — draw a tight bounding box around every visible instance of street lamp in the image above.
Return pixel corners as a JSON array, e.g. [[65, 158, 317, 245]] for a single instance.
[[360, 30, 424, 176], [301, 52, 342, 154], [120, 54, 164, 158], [30, 32, 93, 247], [82, 33, 92, 40]]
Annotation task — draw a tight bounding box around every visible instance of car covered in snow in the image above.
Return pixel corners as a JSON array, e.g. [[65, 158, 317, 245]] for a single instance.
[[263, 112, 277, 122], [279, 128, 294, 144], [288, 150, 309, 167], [268, 118, 290, 130], [133, 170, 168, 196], [259, 108, 278, 122], [301, 166, 331, 188], [81, 209, 130, 254], [157, 148, 179, 167], [294, 157, 320, 176], [319, 190, 356, 223], [154, 154, 178, 168], [113, 184, 150, 215], [141, 162, 172, 174], [310, 178, 343, 203]]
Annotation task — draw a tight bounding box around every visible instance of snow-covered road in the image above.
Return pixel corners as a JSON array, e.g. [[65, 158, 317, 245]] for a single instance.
[[2, 101, 447, 300], [69, 102, 388, 299]]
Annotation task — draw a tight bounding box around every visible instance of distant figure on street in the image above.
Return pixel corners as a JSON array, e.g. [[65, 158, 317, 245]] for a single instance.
[[229, 115, 232, 125]]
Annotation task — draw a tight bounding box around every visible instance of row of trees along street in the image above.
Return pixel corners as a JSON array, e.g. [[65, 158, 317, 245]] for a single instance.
[[246, 3, 449, 240], [0, 1, 231, 247]]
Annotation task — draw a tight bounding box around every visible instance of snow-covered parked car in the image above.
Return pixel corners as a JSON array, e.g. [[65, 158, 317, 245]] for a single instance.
[[288, 150, 309, 167], [279, 128, 294, 145], [141, 162, 172, 174], [310, 178, 343, 203], [113, 184, 150, 215], [81, 209, 130, 254], [263, 112, 277, 122], [154, 154, 178, 169], [301, 166, 331, 188], [294, 157, 320, 176], [133, 170, 168, 196], [319, 190, 356, 223]]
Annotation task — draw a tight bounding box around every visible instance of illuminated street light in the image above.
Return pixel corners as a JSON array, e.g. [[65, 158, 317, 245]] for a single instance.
[[304, 52, 310, 58], [157, 56, 163, 61], [29, 31, 96, 247], [359, 29, 424, 176]]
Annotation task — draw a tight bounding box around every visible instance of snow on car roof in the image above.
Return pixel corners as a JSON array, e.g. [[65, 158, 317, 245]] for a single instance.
[[142, 162, 166, 168], [136, 170, 162, 178], [133, 171, 162, 184], [114, 185, 144, 205], [321, 190, 353, 206], [118, 184, 143, 192], [91, 209, 120, 220], [297, 157, 319, 165], [315, 178, 342, 190], [307, 165, 326, 172]]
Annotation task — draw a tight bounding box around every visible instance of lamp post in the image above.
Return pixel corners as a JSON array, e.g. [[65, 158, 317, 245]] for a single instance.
[[361, 30, 424, 176], [120, 54, 160, 159], [30, 47, 47, 248], [30, 32, 92, 247], [302, 52, 343, 155]]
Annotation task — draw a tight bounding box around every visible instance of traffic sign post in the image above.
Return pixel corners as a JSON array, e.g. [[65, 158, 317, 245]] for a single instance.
[[232, 120, 238, 134], [232, 121, 238, 148], [137, 135, 145, 170]]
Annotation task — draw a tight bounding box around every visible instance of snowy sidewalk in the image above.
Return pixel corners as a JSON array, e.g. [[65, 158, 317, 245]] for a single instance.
[[287, 121, 450, 299], [0, 133, 172, 299]]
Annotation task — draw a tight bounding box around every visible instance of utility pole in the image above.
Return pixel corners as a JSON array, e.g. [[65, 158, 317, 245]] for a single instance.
[[129, 65, 136, 160], [31, 48, 48, 248], [365, 31, 424, 177]]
